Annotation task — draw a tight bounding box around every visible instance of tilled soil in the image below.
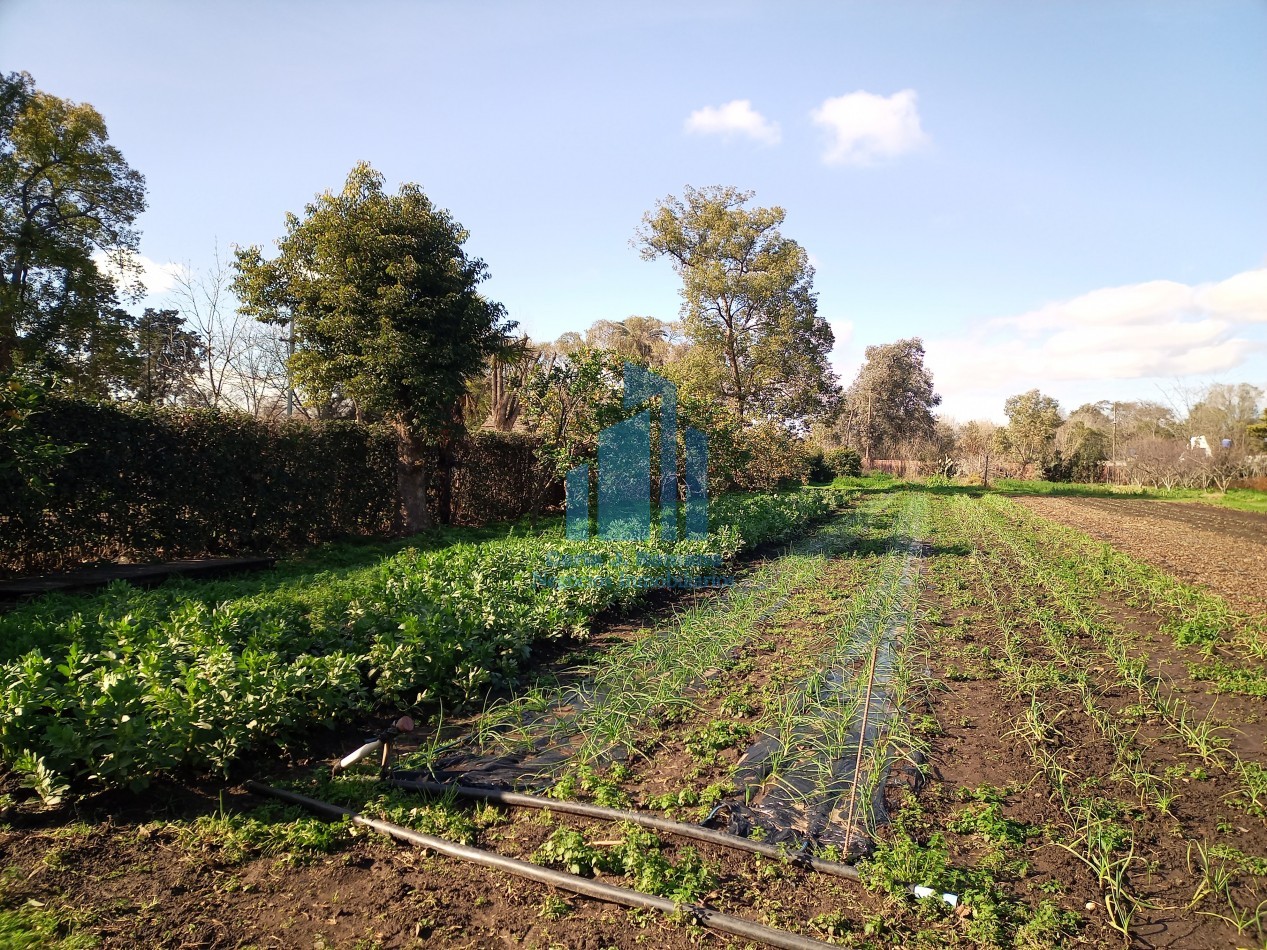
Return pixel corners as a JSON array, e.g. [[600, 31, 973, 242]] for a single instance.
[[1014, 497, 1267, 614], [6, 494, 1267, 948], [927, 494, 1267, 949], [2, 514, 898, 950]]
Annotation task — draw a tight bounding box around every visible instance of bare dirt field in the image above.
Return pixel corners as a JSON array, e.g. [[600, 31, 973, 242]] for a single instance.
[[1013, 497, 1267, 615]]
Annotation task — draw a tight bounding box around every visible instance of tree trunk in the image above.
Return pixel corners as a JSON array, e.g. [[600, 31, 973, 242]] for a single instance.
[[864, 392, 873, 470], [528, 463, 544, 531], [435, 438, 455, 526], [394, 419, 432, 534], [0, 286, 15, 374]]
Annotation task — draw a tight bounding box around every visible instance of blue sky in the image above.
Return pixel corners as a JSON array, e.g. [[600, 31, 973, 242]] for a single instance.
[[3, 0, 1265, 421]]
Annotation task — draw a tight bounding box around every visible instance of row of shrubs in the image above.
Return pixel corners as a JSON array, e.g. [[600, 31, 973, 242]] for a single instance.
[[807, 447, 864, 482], [0, 395, 545, 577]]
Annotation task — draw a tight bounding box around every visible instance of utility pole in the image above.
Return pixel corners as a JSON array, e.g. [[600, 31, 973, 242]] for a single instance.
[[1111, 401, 1118, 485]]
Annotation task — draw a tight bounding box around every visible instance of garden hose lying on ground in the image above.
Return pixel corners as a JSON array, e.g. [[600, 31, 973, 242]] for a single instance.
[[246, 780, 837, 950], [387, 774, 862, 880]]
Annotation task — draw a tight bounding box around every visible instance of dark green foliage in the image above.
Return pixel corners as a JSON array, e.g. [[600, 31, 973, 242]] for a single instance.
[[1042, 449, 1106, 484], [0, 71, 147, 389], [804, 447, 833, 483], [0, 377, 73, 492], [0, 400, 550, 576], [0, 398, 399, 576], [841, 339, 940, 463], [233, 163, 514, 529], [637, 185, 838, 428], [131, 307, 203, 404], [449, 430, 556, 525], [824, 447, 863, 478], [233, 162, 511, 434]]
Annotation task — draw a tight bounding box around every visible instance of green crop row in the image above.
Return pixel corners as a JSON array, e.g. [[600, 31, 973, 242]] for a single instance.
[[0, 486, 852, 803]]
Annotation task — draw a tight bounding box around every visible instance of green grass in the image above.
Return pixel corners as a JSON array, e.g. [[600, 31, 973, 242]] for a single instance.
[[992, 479, 1152, 498], [0, 899, 97, 949], [1169, 487, 1267, 514], [993, 478, 1267, 513]]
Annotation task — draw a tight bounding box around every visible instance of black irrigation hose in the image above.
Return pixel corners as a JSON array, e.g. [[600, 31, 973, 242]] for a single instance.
[[386, 776, 862, 881], [246, 781, 835, 950]]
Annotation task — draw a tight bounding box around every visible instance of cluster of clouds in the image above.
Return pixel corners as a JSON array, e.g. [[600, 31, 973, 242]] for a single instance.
[[93, 250, 187, 299], [685, 90, 927, 166], [922, 267, 1267, 420]]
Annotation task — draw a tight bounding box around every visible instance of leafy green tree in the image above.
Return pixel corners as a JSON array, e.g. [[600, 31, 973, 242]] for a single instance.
[[1045, 420, 1109, 482], [636, 185, 837, 427], [131, 307, 203, 404], [999, 389, 1063, 469], [518, 342, 625, 521], [1113, 400, 1176, 441], [232, 162, 512, 530], [0, 71, 146, 387], [585, 315, 675, 367], [824, 447, 862, 478], [1249, 409, 1267, 450], [841, 338, 940, 467]]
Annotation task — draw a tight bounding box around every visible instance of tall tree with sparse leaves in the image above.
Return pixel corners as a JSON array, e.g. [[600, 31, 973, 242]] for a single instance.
[[232, 162, 513, 530], [842, 338, 940, 467], [636, 185, 837, 428], [131, 307, 204, 404], [999, 389, 1063, 468], [0, 71, 146, 388]]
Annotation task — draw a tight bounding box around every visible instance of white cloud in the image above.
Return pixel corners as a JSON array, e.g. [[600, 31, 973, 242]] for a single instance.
[[1005, 280, 1195, 331], [93, 250, 186, 298], [684, 99, 781, 145], [827, 318, 858, 382], [811, 89, 927, 166], [1001, 270, 1267, 334], [1197, 268, 1267, 320], [925, 267, 1267, 420]]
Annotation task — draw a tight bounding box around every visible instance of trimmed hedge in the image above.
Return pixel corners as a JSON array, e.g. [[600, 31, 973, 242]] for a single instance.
[[0, 401, 550, 577], [450, 430, 557, 526]]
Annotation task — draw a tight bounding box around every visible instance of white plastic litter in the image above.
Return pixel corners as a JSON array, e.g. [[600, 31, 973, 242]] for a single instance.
[[912, 886, 959, 907]]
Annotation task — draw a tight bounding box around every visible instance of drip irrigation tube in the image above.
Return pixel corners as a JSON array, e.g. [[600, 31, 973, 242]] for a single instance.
[[387, 775, 861, 881], [842, 638, 881, 841], [246, 780, 835, 950]]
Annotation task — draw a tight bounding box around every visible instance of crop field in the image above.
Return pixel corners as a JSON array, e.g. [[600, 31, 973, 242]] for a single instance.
[[3, 485, 1267, 949], [1010, 495, 1267, 615]]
